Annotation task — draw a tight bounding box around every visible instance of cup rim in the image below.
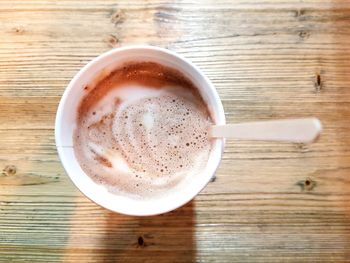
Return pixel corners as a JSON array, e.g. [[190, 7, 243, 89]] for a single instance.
[[55, 45, 226, 216]]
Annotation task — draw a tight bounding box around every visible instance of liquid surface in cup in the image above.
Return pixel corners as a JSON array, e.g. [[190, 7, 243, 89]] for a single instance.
[[74, 61, 213, 199]]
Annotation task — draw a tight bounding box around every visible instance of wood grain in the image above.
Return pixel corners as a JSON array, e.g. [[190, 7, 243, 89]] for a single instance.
[[1, 0, 350, 262]]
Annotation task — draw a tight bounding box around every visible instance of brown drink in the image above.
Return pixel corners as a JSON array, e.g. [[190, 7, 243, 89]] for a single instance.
[[73, 61, 213, 199]]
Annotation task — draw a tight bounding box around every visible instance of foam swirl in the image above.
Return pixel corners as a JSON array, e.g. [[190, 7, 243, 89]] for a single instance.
[[74, 62, 213, 199]]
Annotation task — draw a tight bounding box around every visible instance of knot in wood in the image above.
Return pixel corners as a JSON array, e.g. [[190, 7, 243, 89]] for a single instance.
[[315, 73, 322, 92], [138, 236, 145, 247], [111, 9, 126, 25], [2, 165, 16, 176], [297, 178, 316, 192]]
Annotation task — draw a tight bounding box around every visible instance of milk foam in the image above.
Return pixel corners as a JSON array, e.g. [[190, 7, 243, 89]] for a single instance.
[[74, 63, 213, 199]]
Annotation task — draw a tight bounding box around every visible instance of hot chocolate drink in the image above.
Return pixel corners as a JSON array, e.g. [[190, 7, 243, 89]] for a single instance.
[[73, 61, 213, 199]]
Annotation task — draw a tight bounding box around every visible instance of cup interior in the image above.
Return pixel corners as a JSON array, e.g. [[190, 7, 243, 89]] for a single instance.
[[55, 46, 226, 216]]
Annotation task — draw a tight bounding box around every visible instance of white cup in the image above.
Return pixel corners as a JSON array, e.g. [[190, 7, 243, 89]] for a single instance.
[[55, 45, 226, 216]]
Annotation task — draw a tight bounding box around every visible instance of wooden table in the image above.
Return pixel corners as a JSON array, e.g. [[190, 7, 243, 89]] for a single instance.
[[1, 1, 350, 262]]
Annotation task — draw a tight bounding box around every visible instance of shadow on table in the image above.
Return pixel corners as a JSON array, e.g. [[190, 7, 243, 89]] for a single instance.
[[63, 200, 196, 262], [108, 201, 196, 262]]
